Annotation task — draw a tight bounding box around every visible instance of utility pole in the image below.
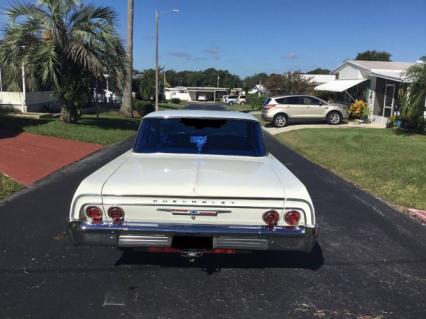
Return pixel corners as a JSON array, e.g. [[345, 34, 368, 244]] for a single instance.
[[155, 9, 179, 111], [155, 10, 159, 111]]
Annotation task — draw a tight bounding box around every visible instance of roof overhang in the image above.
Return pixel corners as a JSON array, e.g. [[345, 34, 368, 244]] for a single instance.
[[370, 70, 408, 82], [314, 79, 367, 92]]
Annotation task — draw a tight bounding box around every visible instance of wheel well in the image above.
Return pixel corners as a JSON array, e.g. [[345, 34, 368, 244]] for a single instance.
[[273, 112, 288, 120], [326, 110, 342, 118]]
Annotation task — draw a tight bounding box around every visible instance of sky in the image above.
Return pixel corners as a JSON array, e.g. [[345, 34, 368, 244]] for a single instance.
[[1, 0, 425, 77]]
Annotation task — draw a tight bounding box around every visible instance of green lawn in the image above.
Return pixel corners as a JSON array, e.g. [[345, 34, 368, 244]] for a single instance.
[[0, 111, 140, 145], [225, 104, 256, 112], [276, 128, 426, 210], [0, 174, 24, 201]]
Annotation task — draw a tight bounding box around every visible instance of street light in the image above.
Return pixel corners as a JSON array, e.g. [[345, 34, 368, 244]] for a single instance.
[[155, 9, 180, 111], [103, 73, 111, 103]]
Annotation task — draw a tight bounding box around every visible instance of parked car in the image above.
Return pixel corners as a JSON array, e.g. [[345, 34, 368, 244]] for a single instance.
[[68, 110, 317, 258], [224, 95, 239, 105], [197, 95, 207, 101], [237, 95, 246, 105], [262, 95, 349, 127], [221, 95, 229, 103]]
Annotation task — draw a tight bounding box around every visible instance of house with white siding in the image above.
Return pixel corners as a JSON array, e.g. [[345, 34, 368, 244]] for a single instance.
[[314, 60, 415, 123]]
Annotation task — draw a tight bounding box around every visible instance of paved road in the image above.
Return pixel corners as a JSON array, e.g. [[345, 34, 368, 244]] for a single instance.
[[0, 134, 425, 319]]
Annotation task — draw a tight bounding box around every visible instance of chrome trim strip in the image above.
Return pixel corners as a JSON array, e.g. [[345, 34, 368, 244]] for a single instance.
[[68, 221, 317, 252], [118, 235, 171, 247], [76, 221, 308, 237], [157, 208, 232, 216], [102, 203, 283, 210], [102, 194, 285, 201]]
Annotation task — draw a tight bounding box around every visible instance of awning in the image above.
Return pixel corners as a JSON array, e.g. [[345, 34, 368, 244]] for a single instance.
[[314, 79, 367, 92]]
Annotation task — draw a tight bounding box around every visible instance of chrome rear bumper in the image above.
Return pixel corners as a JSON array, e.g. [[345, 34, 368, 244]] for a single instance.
[[68, 221, 317, 253]]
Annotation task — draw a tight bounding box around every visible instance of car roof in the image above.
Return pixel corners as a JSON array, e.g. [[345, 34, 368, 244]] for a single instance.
[[270, 94, 316, 99], [144, 109, 259, 121]]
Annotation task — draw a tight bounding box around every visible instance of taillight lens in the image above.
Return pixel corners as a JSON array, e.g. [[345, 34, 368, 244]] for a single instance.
[[284, 210, 301, 226], [85, 206, 103, 223], [263, 104, 277, 109], [108, 207, 125, 223], [262, 210, 280, 227]]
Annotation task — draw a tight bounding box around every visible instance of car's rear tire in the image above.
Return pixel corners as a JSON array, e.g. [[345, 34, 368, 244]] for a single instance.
[[273, 114, 288, 127], [326, 111, 342, 125], [228, 101, 234, 106]]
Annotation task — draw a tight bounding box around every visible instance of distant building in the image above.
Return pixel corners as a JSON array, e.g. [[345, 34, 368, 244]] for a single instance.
[[248, 84, 267, 95], [301, 74, 336, 85], [0, 91, 57, 112], [165, 86, 229, 102]]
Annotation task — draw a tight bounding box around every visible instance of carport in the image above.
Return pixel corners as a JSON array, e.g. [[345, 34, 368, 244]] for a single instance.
[[185, 87, 229, 102], [314, 79, 367, 101]]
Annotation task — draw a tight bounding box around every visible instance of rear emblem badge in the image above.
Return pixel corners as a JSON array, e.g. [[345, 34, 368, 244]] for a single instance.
[[157, 208, 231, 216]]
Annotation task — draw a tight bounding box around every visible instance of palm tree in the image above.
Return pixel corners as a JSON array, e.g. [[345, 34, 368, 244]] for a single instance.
[[400, 60, 426, 131], [120, 0, 134, 116], [0, 0, 126, 122]]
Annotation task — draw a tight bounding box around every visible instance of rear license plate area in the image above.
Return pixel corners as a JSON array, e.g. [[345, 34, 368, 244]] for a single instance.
[[171, 236, 213, 250]]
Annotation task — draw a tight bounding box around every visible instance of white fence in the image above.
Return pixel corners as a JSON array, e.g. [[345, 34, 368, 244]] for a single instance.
[[0, 91, 57, 112]]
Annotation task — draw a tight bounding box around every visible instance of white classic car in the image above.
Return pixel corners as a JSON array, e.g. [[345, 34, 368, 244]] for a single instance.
[[68, 110, 317, 257]]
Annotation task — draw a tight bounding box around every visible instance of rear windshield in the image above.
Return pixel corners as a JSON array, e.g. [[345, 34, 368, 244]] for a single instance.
[[263, 98, 271, 105], [134, 117, 266, 157]]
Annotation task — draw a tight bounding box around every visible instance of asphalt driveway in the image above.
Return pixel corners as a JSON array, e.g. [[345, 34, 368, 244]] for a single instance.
[[0, 134, 424, 319]]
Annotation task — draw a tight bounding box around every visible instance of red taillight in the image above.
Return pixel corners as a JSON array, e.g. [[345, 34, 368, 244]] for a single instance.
[[284, 210, 301, 226], [85, 206, 102, 223], [262, 210, 280, 227], [108, 207, 125, 223], [263, 104, 277, 109]]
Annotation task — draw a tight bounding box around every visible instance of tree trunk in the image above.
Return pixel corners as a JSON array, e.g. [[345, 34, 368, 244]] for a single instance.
[[120, 0, 134, 116], [60, 105, 78, 123]]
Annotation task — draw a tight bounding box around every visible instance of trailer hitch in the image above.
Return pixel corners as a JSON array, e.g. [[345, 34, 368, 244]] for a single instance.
[[181, 250, 204, 261]]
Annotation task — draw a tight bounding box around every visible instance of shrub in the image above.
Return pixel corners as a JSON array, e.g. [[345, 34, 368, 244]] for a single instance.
[[386, 115, 398, 128], [171, 98, 181, 104], [247, 94, 267, 110], [135, 101, 155, 116], [349, 100, 369, 119]]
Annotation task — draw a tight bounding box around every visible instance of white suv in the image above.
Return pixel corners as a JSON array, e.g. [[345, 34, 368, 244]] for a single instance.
[[237, 95, 246, 105], [261, 95, 349, 127], [224, 95, 239, 105]]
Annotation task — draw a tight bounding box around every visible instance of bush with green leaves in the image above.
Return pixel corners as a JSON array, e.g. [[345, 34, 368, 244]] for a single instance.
[[247, 94, 267, 110], [135, 101, 155, 117], [171, 98, 181, 104]]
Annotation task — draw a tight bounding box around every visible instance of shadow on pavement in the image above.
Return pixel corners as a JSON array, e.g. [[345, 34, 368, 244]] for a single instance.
[[115, 243, 324, 274]]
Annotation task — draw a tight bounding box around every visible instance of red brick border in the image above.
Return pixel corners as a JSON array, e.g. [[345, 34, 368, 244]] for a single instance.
[[0, 129, 102, 186]]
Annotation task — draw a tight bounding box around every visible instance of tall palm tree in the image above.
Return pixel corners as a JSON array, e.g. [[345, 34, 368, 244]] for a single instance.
[[0, 0, 126, 122], [120, 0, 134, 116], [400, 61, 426, 131]]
